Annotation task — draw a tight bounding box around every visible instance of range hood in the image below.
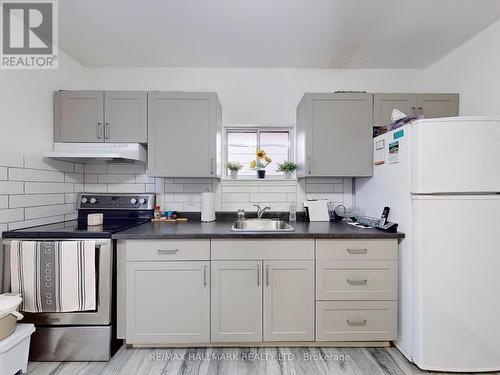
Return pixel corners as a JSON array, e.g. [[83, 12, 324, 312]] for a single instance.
[[44, 143, 147, 162]]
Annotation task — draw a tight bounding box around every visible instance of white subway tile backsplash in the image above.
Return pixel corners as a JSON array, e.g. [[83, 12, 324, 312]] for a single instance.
[[184, 202, 201, 211], [24, 156, 74, 173], [8, 215, 66, 231], [258, 185, 296, 193], [135, 174, 155, 184], [107, 183, 146, 193], [165, 183, 184, 193], [64, 172, 84, 183], [0, 196, 8, 209], [65, 213, 78, 221], [305, 177, 344, 184], [108, 163, 145, 174], [0, 208, 24, 224], [25, 182, 74, 194], [84, 174, 98, 183], [9, 168, 64, 182], [183, 183, 212, 193], [9, 194, 65, 208], [222, 193, 250, 203], [85, 164, 107, 173], [64, 193, 78, 204], [221, 185, 259, 193], [25, 203, 75, 220], [0, 181, 24, 195], [0, 224, 7, 234], [0, 167, 7, 180], [83, 184, 107, 193], [98, 174, 136, 184], [174, 178, 211, 184], [0, 150, 23, 168], [74, 164, 84, 174], [305, 183, 335, 193], [249, 192, 288, 203], [145, 184, 156, 193], [305, 193, 344, 201]]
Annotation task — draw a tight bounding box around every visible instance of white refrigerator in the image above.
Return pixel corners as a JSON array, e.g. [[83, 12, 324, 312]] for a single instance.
[[356, 117, 500, 372]]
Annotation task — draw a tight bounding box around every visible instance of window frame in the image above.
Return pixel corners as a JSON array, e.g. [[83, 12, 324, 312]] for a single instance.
[[223, 127, 295, 179]]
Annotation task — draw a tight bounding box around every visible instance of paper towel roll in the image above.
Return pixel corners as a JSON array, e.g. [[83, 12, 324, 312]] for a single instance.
[[201, 192, 216, 222]]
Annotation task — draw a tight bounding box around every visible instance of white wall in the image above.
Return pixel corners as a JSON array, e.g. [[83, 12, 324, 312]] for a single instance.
[[83, 67, 424, 126], [422, 18, 500, 116], [0, 51, 86, 233]]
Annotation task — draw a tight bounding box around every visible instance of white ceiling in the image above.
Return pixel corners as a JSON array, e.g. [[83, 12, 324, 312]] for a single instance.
[[59, 0, 500, 68]]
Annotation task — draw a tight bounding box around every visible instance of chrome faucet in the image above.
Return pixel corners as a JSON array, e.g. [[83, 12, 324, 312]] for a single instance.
[[254, 204, 271, 219]]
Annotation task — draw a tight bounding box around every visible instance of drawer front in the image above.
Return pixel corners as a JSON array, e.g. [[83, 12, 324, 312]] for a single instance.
[[316, 239, 398, 260], [316, 260, 397, 300], [211, 239, 314, 260], [316, 301, 397, 341], [126, 240, 210, 261]]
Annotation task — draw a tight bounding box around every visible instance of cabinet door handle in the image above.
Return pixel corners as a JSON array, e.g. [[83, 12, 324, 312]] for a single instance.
[[105, 122, 110, 139], [210, 158, 214, 175], [266, 265, 270, 287], [96, 123, 102, 139], [347, 279, 367, 286], [307, 157, 312, 175], [157, 249, 178, 255], [257, 264, 261, 286], [347, 248, 368, 254], [203, 265, 207, 287], [346, 319, 367, 326]]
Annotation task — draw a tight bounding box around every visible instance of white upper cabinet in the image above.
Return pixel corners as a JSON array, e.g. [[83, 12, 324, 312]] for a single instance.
[[296, 93, 374, 178], [373, 93, 459, 125], [104, 91, 147, 143], [54, 90, 147, 143], [147, 92, 222, 177], [55, 91, 104, 142]]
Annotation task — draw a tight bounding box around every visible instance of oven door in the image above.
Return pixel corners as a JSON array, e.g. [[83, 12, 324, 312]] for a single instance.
[[1, 239, 112, 326]]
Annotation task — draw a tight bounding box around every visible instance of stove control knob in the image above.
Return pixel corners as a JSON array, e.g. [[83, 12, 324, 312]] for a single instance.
[[89, 197, 97, 204], [130, 198, 138, 204], [139, 198, 147, 205], [81, 197, 88, 204]]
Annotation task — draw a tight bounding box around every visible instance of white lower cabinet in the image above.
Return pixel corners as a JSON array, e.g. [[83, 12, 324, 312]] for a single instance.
[[211, 260, 263, 342], [316, 301, 397, 341], [263, 260, 314, 341], [211, 260, 314, 343], [126, 261, 210, 344]]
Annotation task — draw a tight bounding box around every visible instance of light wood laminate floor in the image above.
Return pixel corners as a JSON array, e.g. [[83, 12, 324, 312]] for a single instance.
[[26, 346, 496, 375]]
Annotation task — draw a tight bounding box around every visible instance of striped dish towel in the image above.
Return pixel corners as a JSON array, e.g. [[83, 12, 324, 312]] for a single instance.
[[10, 240, 96, 313]]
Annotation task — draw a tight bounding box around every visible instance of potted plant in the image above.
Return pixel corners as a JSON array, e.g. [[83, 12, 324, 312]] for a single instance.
[[276, 161, 297, 179], [225, 161, 243, 179], [250, 149, 272, 178]]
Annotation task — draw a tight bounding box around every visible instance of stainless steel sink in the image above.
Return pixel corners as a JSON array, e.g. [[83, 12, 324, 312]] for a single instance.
[[230, 219, 295, 232]]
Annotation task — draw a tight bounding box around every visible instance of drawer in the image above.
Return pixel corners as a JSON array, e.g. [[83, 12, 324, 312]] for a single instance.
[[316, 260, 397, 300], [211, 239, 314, 260], [316, 239, 397, 260], [126, 240, 210, 261], [316, 301, 397, 341]]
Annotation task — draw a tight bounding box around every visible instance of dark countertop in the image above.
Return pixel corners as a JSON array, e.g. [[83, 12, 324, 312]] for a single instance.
[[112, 220, 405, 240]]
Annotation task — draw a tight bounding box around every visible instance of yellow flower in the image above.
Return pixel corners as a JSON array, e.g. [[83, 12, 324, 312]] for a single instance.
[[250, 160, 257, 168], [256, 149, 266, 158], [264, 156, 272, 163]]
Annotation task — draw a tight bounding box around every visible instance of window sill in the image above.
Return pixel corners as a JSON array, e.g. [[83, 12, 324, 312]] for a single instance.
[[221, 176, 298, 182]]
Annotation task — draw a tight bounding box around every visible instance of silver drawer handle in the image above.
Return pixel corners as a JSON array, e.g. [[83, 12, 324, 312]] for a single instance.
[[157, 249, 178, 255], [347, 248, 368, 254], [346, 319, 367, 326], [347, 279, 367, 286], [203, 265, 207, 287], [257, 264, 261, 286]]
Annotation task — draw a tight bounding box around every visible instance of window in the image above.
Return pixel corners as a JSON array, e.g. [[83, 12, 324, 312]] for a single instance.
[[225, 128, 292, 176]]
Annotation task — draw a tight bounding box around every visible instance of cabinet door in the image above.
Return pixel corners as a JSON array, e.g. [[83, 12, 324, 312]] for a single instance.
[[302, 93, 373, 177], [126, 261, 209, 344], [263, 260, 314, 341], [417, 94, 459, 119], [54, 91, 104, 142], [373, 93, 417, 126], [148, 92, 220, 177], [211, 261, 262, 342], [104, 91, 147, 143]]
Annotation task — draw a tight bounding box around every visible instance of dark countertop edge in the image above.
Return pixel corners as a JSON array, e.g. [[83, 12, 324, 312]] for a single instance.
[[2, 233, 112, 239], [112, 233, 404, 240]]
